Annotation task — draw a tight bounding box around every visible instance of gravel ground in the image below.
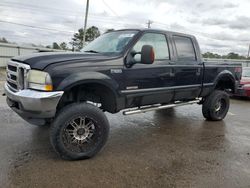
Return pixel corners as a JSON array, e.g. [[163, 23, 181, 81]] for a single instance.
[[0, 68, 6, 92]]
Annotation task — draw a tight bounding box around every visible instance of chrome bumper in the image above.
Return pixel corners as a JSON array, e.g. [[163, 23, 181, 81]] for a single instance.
[[4, 83, 64, 121]]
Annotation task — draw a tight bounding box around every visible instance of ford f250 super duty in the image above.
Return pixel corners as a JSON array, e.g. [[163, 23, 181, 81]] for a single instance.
[[4, 29, 242, 160]]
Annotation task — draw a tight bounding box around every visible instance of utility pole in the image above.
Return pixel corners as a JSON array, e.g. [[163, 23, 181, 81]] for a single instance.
[[146, 20, 153, 28], [248, 44, 250, 58], [82, 0, 89, 47]]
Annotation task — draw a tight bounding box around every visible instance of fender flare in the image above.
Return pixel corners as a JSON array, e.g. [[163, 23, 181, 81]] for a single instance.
[[56, 72, 119, 96], [213, 70, 236, 91]]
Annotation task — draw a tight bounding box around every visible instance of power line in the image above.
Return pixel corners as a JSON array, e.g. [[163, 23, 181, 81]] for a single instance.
[[0, 20, 74, 34], [0, 2, 113, 18], [248, 44, 250, 58], [0, 2, 82, 15], [102, 0, 120, 17], [0, 3, 141, 24]]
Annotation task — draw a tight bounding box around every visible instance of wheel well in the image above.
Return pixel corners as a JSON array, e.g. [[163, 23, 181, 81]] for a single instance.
[[215, 76, 235, 93], [57, 83, 117, 113]]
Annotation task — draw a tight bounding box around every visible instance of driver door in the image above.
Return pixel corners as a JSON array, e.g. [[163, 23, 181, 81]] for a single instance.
[[122, 32, 175, 107]]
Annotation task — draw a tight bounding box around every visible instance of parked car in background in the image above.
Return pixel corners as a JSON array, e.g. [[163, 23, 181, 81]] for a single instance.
[[235, 67, 250, 97]]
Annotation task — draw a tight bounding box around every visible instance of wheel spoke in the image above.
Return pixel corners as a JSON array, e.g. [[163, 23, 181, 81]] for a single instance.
[[70, 120, 79, 130], [70, 137, 75, 143], [80, 117, 85, 127], [85, 121, 94, 129], [65, 129, 74, 136], [85, 137, 92, 143]]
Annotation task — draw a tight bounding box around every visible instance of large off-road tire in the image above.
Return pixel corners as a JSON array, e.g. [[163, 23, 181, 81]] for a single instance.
[[202, 90, 230, 121], [50, 103, 110, 160]]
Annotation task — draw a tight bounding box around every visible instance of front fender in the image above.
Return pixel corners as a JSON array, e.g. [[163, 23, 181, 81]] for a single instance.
[[56, 72, 119, 94]]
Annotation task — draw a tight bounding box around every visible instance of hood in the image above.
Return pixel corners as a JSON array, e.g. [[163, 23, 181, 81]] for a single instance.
[[12, 52, 118, 70], [240, 77, 250, 85]]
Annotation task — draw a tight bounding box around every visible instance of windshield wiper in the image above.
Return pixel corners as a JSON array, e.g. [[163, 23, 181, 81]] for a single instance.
[[84, 50, 99, 53]]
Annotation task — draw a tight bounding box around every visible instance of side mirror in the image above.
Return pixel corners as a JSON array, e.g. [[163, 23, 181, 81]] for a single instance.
[[141, 45, 155, 64]]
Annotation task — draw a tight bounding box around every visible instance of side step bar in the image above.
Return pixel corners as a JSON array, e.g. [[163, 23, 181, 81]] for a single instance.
[[123, 99, 201, 115]]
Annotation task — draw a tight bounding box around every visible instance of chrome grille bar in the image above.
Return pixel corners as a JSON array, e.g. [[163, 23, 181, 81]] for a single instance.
[[6, 60, 31, 92]]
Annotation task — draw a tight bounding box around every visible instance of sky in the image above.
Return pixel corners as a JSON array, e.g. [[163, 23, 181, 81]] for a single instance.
[[0, 0, 250, 55]]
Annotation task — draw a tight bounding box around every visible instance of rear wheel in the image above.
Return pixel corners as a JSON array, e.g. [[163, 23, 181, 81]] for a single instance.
[[202, 90, 230, 121], [50, 103, 109, 160]]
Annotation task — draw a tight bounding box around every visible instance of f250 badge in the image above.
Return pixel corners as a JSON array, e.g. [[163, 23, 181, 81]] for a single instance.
[[110, 69, 122, 74]]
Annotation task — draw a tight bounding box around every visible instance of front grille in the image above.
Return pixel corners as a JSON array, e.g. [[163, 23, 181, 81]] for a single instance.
[[7, 81, 18, 90], [7, 64, 17, 72], [6, 61, 30, 92]]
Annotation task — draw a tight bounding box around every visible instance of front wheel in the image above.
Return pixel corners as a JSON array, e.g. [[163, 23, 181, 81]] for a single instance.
[[50, 103, 110, 160], [202, 90, 230, 121]]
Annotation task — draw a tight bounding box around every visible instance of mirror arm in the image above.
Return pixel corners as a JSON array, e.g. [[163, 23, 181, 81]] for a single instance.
[[131, 51, 141, 57], [125, 50, 141, 68]]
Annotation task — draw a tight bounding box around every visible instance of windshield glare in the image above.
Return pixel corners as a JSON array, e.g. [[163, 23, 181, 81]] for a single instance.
[[242, 69, 250, 77], [82, 31, 138, 54]]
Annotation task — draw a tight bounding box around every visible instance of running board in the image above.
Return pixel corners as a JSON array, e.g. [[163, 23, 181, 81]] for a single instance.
[[123, 99, 201, 115]]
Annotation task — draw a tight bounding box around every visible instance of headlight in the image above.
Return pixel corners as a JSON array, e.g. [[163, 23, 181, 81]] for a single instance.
[[27, 70, 53, 91]]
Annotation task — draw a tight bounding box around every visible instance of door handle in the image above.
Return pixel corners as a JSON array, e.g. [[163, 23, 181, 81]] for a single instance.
[[159, 72, 171, 78], [159, 69, 175, 79]]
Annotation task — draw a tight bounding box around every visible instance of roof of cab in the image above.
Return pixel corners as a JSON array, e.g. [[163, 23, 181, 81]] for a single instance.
[[114, 28, 195, 38]]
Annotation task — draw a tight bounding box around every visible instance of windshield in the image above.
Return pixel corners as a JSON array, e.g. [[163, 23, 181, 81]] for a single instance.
[[82, 30, 138, 54], [242, 68, 250, 77]]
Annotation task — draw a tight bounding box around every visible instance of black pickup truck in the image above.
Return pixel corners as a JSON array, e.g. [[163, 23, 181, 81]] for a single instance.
[[4, 29, 242, 160]]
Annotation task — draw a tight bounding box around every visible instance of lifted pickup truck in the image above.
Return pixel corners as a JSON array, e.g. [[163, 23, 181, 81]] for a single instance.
[[4, 29, 242, 160]]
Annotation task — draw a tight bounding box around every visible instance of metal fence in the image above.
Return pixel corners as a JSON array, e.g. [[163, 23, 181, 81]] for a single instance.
[[203, 58, 250, 67], [0, 42, 64, 67]]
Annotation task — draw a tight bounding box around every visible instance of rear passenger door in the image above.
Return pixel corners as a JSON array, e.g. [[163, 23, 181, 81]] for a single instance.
[[172, 35, 203, 100]]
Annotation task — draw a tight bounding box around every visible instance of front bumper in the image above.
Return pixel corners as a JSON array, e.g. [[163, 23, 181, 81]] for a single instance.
[[4, 83, 64, 125]]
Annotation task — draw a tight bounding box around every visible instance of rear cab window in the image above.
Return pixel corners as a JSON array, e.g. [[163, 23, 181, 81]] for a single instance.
[[173, 35, 196, 61]]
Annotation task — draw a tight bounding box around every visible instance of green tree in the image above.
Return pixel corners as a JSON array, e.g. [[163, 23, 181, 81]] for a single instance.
[[0, 37, 8, 43], [226, 52, 239, 59], [225, 52, 247, 59], [70, 26, 101, 51], [203, 51, 247, 59], [52, 42, 60, 50], [202, 52, 221, 59], [59, 42, 68, 50]]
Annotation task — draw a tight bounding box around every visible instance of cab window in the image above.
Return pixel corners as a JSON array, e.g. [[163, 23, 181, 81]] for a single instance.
[[132, 33, 170, 60], [173, 36, 196, 61]]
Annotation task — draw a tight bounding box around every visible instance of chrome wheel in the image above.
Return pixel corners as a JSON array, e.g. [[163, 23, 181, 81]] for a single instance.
[[214, 100, 222, 112], [62, 116, 97, 152], [214, 98, 227, 116]]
